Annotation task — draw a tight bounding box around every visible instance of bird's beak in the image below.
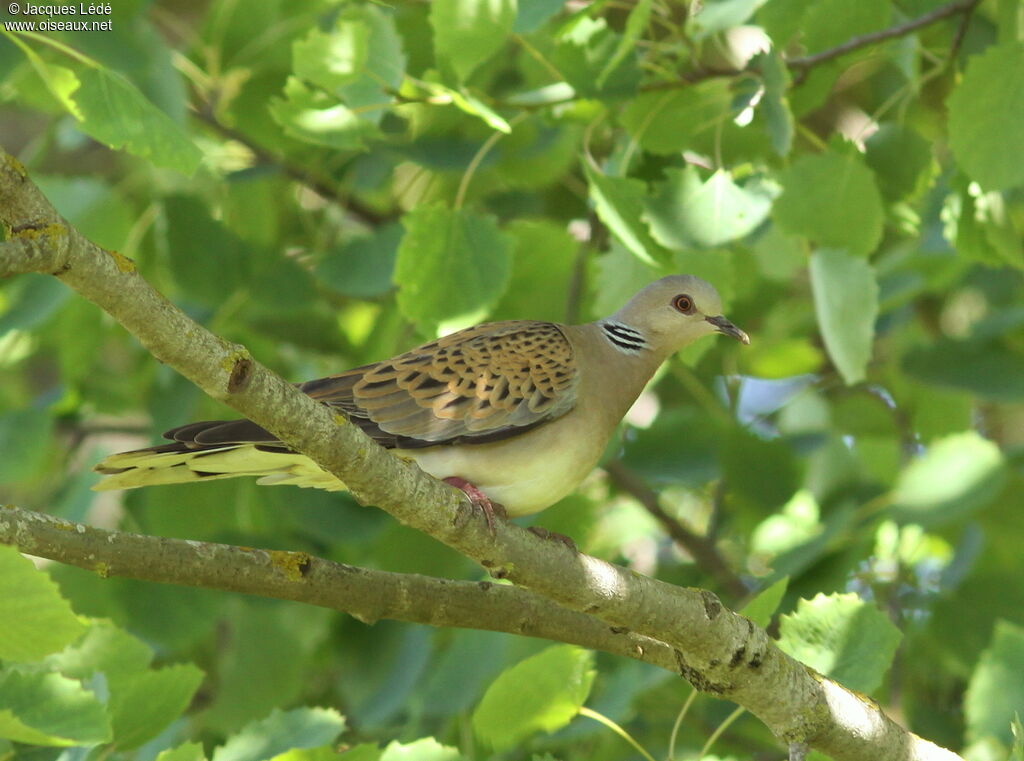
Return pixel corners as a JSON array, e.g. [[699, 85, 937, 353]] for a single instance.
[[705, 315, 750, 345]]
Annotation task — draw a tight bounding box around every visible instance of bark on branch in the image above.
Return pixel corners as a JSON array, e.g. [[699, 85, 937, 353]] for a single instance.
[[0, 146, 962, 761], [0, 504, 677, 672]]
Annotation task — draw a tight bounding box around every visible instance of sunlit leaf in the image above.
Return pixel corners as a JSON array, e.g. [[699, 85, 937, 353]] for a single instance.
[[965, 620, 1024, 745], [431, 0, 516, 81], [585, 164, 671, 266], [72, 67, 201, 174], [809, 248, 878, 385], [778, 593, 902, 694], [0, 669, 110, 746], [212, 708, 346, 761], [473, 645, 595, 751], [948, 42, 1024, 191], [0, 545, 85, 662], [644, 167, 773, 249], [774, 150, 885, 256], [891, 432, 1007, 527], [394, 205, 512, 328]]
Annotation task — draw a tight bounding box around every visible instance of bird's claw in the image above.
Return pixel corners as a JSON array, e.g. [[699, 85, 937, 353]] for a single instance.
[[443, 476, 507, 534]]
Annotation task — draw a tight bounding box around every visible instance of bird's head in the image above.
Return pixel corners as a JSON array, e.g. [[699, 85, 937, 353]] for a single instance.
[[611, 275, 750, 354]]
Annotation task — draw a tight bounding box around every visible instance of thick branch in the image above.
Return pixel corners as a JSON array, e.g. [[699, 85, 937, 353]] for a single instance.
[[0, 147, 962, 761], [0, 505, 676, 671]]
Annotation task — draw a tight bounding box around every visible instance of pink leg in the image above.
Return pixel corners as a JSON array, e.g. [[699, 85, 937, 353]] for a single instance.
[[443, 476, 507, 533]]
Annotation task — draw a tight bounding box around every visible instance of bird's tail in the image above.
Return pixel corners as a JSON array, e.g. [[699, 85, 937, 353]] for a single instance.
[[93, 442, 347, 492]]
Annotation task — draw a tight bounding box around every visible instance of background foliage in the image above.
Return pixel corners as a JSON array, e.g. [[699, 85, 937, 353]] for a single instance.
[[2, 0, 1024, 759]]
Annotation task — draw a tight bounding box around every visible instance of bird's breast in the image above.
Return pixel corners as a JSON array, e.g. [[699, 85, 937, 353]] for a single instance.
[[402, 407, 611, 516]]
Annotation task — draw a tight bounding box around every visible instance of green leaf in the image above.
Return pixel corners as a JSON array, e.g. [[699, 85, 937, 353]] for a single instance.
[[690, 0, 770, 38], [997, 0, 1023, 43], [756, 0, 815, 48], [164, 196, 247, 307], [809, 249, 878, 385], [590, 242, 667, 319], [619, 81, 734, 155], [965, 620, 1024, 745], [0, 407, 54, 485], [585, 164, 670, 266], [644, 167, 773, 249], [0, 545, 86, 662], [249, 254, 317, 313], [773, 149, 885, 256], [778, 593, 902, 694], [43, 619, 153, 680], [801, 0, 890, 54], [552, 17, 640, 98], [757, 50, 794, 156], [865, 123, 933, 201], [421, 82, 512, 132], [722, 427, 801, 509], [292, 5, 405, 129], [430, 0, 516, 81], [741, 577, 789, 628], [597, 0, 652, 86], [472, 645, 595, 751], [316, 223, 402, 299], [948, 42, 1024, 191], [1013, 715, 1024, 761], [751, 490, 822, 558], [269, 77, 376, 151], [515, 0, 565, 32], [394, 205, 513, 329], [157, 743, 207, 761], [71, 67, 201, 174], [891, 432, 1007, 527], [292, 17, 370, 91], [0, 273, 69, 333], [4, 34, 81, 117], [108, 664, 205, 749], [0, 668, 111, 746], [202, 602, 332, 734], [35, 175, 134, 250], [621, 408, 721, 486], [903, 339, 1024, 401], [212, 708, 347, 761], [380, 738, 464, 761], [493, 219, 577, 323]]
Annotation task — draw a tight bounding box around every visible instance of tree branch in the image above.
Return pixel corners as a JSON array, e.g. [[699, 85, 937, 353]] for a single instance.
[[786, 0, 983, 70], [639, 0, 982, 89], [192, 107, 390, 228], [0, 505, 677, 672], [0, 146, 963, 761]]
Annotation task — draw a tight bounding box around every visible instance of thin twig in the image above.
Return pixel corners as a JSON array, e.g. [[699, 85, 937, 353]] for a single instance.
[[634, 0, 982, 91], [604, 461, 748, 600], [787, 0, 983, 70], [192, 108, 389, 228]]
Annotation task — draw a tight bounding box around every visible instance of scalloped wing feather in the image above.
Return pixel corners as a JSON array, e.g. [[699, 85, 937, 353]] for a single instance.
[[302, 320, 579, 446]]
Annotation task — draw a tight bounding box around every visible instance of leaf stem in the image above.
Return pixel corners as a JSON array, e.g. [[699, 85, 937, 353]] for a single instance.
[[579, 706, 658, 761]]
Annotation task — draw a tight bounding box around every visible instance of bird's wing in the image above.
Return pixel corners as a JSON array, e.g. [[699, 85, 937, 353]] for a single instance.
[[176, 320, 580, 450]]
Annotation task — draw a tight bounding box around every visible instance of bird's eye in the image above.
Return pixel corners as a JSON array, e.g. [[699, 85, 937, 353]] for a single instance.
[[672, 294, 694, 314]]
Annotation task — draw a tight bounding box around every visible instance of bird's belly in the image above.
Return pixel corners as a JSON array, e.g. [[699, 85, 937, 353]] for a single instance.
[[403, 416, 607, 517]]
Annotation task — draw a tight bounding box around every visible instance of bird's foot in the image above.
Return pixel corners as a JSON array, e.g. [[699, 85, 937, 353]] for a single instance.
[[443, 476, 507, 534], [527, 526, 578, 553]]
